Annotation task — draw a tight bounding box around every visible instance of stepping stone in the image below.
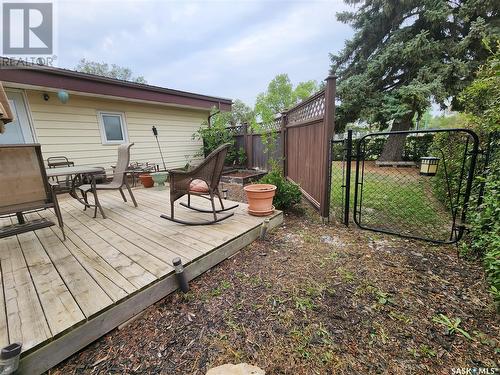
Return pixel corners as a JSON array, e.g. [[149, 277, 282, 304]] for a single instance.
[[206, 363, 265, 375]]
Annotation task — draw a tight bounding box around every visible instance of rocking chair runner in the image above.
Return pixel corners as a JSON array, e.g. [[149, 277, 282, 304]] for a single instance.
[[161, 143, 238, 225]]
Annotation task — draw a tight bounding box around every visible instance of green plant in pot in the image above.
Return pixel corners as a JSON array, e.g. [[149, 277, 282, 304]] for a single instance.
[[258, 166, 301, 210]]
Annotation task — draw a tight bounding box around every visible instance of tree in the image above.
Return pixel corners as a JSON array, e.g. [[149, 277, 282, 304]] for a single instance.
[[330, 0, 498, 161], [75, 58, 147, 83], [254, 74, 319, 127], [222, 99, 254, 126]]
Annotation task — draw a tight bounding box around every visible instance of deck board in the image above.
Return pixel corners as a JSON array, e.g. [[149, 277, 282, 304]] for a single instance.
[[48, 208, 153, 290], [15, 227, 85, 336], [0, 249, 9, 348], [63, 198, 187, 266], [61, 204, 171, 279], [1, 233, 51, 351], [26, 214, 114, 318], [0, 187, 283, 375]]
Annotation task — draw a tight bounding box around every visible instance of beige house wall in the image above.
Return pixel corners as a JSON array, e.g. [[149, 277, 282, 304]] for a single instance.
[[24, 89, 208, 171]]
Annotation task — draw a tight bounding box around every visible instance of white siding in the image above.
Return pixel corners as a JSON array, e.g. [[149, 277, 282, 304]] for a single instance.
[[25, 90, 208, 171]]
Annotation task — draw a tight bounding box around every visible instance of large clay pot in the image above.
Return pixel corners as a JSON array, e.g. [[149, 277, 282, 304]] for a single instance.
[[243, 184, 276, 216], [139, 174, 154, 188]]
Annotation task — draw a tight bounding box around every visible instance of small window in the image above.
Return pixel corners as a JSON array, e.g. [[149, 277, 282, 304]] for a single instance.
[[98, 111, 128, 144]]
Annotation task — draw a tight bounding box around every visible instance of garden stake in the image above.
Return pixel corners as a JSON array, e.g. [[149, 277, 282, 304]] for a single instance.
[[172, 257, 189, 293], [152, 126, 167, 171]]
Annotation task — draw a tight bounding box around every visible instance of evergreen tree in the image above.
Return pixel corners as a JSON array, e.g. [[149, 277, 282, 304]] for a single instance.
[[331, 0, 499, 160]]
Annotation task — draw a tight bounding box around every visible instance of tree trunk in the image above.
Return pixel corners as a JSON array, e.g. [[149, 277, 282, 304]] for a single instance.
[[378, 113, 414, 162]]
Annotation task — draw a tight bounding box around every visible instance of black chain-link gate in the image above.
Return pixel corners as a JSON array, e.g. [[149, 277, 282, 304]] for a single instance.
[[330, 129, 480, 244]]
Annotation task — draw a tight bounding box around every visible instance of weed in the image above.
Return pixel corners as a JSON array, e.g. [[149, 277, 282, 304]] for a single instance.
[[248, 276, 262, 286], [432, 314, 472, 340], [220, 280, 232, 289], [210, 280, 232, 297], [407, 347, 418, 358], [374, 290, 393, 305], [294, 296, 315, 311], [369, 324, 389, 346], [388, 310, 412, 324], [320, 351, 336, 364], [181, 291, 196, 302], [419, 345, 436, 358], [337, 267, 355, 282]]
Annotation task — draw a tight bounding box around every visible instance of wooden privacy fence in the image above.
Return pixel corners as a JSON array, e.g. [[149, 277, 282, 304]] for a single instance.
[[225, 76, 336, 219], [228, 120, 283, 171], [283, 76, 336, 219]]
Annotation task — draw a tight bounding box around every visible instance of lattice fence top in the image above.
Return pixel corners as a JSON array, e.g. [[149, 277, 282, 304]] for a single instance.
[[225, 124, 246, 135], [287, 91, 326, 125], [262, 117, 282, 132]]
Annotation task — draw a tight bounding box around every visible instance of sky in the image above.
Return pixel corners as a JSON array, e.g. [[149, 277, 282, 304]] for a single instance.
[[54, 0, 354, 106]]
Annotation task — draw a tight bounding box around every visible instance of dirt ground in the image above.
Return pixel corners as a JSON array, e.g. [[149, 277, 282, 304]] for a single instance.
[[51, 199, 499, 375]]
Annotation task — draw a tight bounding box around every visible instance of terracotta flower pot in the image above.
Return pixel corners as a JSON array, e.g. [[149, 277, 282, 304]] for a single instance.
[[243, 184, 276, 216], [139, 174, 154, 188]]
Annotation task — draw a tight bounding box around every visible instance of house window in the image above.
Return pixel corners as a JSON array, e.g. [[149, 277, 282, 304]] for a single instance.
[[98, 111, 128, 144]]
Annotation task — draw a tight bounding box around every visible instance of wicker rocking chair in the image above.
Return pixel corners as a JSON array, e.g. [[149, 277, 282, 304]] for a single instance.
[[160, 143, 238, 225]]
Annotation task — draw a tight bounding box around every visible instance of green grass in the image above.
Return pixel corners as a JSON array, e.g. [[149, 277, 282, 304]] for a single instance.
[[330, 162, 452, 240]]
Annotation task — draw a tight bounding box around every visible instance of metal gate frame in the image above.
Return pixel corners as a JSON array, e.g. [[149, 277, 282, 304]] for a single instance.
[[346, 128, 480, 244]]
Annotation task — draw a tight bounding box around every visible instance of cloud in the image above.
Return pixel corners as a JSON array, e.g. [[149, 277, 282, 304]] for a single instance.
[[56, 0, 354, 105]]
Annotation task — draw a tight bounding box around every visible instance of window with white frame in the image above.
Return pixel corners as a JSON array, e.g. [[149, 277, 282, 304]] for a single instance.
[[98, 111, 128, 144]]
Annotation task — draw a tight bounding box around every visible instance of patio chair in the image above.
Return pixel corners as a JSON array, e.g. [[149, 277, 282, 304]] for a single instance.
[[47, 156, 75, 192], [160, 143, 238, 225], [77, 143, 137, 218], [0, 144, 65, 240]]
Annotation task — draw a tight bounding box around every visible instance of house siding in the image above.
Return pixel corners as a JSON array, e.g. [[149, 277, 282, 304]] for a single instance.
[[24, 90, 207, 171]]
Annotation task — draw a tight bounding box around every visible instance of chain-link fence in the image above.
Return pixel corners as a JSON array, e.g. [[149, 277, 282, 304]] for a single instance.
[[330, 129, 480, 243]]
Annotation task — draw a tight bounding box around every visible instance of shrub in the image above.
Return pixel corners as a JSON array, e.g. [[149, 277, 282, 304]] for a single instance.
[[454, 39, 500, 308], [193, 118, 246, 166], [259, 168, 301, 210], [466, 143, 500, 308]]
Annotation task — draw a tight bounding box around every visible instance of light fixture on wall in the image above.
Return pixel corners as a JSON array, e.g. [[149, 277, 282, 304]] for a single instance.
[[42, 93, 50, 101], [420, 157, 440, 176], [57, 90, 69, 104]]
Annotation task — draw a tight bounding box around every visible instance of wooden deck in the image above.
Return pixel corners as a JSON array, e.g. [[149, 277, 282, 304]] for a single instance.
[[0, 187, 282, 374]]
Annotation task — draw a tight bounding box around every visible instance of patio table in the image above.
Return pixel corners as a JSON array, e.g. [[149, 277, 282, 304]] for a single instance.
[[46, 166, 105, 212]]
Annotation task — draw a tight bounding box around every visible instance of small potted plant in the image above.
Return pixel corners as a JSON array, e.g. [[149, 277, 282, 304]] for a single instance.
[[139, 173, 154, 188], [151, 171, 169, 189], [243, 183, 276, 216]]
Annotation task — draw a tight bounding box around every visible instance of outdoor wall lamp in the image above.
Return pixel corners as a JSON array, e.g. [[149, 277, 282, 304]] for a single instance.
[[42, 93, 50, 101], [57, 90, 69, 104], [420, 157, 440, 176]]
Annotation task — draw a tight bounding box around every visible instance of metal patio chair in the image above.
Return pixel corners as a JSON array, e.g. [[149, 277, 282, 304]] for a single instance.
[[160, 143, 238, 225], [47, 156, 75, 192], [0, 144, 65, 239], [78, 143, 137, 218]]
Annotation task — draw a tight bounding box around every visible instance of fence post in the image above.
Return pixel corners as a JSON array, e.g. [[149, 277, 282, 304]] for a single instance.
[[281, 112, 288, 175], [344, 129, 352, 226], [320, 75, 337, 222], [245, 123, 253, 169]]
